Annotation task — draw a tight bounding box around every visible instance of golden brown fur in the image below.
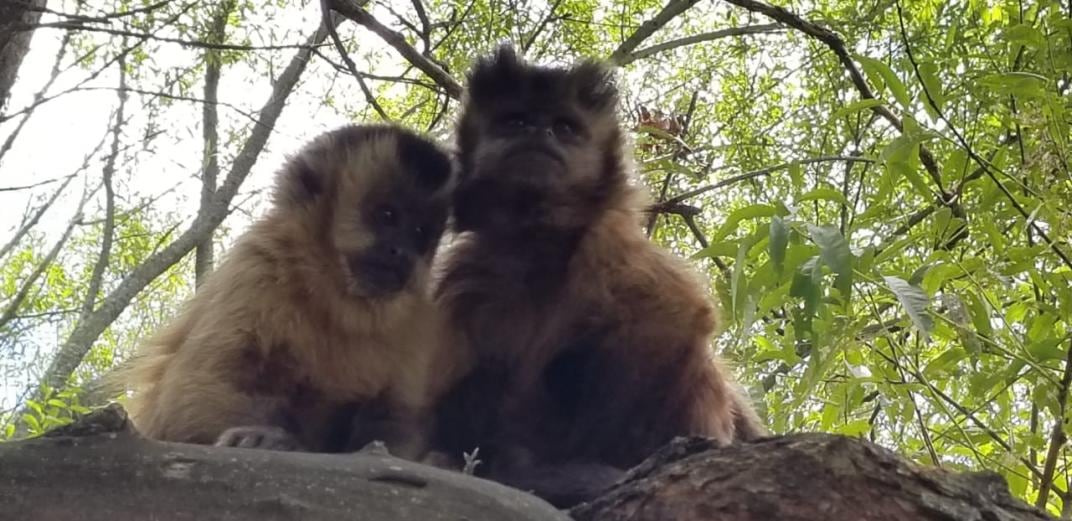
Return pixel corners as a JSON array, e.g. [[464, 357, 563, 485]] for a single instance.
[[429, 45, 765, 506], [119, 124, 454, 455]]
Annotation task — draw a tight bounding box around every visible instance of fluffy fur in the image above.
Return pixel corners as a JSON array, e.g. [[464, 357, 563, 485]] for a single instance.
[[430, 45, 765, 505], [118, 124, 454, 456]]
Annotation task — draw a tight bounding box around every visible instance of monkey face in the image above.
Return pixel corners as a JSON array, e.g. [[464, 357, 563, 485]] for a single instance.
[[453, 45, 623, 235], [275, 125, 453, 299]]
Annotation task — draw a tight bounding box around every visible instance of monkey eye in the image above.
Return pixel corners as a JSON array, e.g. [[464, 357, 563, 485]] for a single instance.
[[501, 113, 528, 129], [377, 206, 398, 227], [552, 119, 578, 137]]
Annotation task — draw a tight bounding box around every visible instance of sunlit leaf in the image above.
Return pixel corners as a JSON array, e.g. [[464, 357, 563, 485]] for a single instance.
[[809, 225, 854, 300], [855, 54, 911, 109], [883, 276, 934, 339], [770, 216, 788, 275]]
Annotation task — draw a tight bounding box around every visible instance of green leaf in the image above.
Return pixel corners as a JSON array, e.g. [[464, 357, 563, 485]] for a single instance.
[[979, 72, 1048, 99], [833, 98, 884, 119], [835, 419, 873, 437], [855, 54, 911, 109], [731, 240, 749, 316], [808, 225, 854, 300], [710, 204, 778, 243], [883, 276, 934, 339], [692, 241, 737, 260], [881, 135, 930, 198], [1002, 24, 1045, 48], [917, 62, 945, 114], [790, 256, 823, 322], [798, 187, 850, 206], [1027, 338, 1065, 362], [770, 216, 788, 275]]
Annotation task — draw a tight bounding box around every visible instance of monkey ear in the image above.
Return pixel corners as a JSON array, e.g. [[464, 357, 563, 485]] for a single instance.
[[274, 155, 325, 206], [571, 61, 618, 112], [467, 42, 524, 102]]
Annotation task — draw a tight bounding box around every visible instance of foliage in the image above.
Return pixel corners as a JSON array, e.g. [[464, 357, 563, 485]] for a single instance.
[[1, 0, 1070, 514]]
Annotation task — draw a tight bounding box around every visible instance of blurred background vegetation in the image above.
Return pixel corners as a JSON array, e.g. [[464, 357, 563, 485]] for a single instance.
[[0, 0, 1070, 515]]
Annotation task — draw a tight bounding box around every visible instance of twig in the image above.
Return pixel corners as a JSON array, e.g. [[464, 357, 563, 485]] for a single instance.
[[0, 174, 77, 193], [0, 125, 112, 262], [653, 155, 877, 209], [329, 0, 463, 99], [0, 181, 100, 333], [614, 24, 782, 66], [521, 0, 566, 53], [320, 2, 391, 120], [28, 0, 173, 23], [17, 21, 321, 52]]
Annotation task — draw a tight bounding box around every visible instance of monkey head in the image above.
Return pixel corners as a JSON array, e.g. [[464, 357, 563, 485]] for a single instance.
[[273, 125, 453, 298], [453, 44, 627, 237]]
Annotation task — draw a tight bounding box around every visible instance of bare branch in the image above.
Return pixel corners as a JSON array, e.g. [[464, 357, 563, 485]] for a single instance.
[[613, 24, 782, 66], [411, 0, 432, 52], [79, 50, 128, 319], [38, 18, 338, 393], [1034, 337, 1072, 508], [195, 0, 236, 285], [607, 0, 702, 65], [329, 0, 463, 99]]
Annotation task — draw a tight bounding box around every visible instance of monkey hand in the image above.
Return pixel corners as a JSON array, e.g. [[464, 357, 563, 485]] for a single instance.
[[214, 425, 302, 451]]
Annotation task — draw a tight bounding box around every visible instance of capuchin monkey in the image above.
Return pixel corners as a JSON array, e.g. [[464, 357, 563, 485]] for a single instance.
[[429, 45, 766, 507], [118, 124, 454, 457]]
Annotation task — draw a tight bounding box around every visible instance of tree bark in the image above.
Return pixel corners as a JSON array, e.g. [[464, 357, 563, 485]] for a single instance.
[[0, 0, 46, 113], [0, 405, 569, 521], [571, 435, 1054, 521], [0, 405, 1053, 521]]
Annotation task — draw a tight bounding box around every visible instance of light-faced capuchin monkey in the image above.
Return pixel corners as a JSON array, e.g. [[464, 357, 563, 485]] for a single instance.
[[118, 124, 453, 457], [430, 45, 766, 506]]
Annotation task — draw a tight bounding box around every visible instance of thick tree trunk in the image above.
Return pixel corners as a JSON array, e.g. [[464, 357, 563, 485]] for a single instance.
[[0, 405, 1052, 521], [0, 0, 46, 112], [571, 435, 1053, 521]]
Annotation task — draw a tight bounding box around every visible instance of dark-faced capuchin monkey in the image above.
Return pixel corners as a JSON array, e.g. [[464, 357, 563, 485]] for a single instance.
[[429, 45, 766, 506], [119, 124, 453, 457]]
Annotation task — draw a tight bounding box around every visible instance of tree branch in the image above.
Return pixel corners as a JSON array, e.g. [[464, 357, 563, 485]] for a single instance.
[[37, 18, 338, 394], [320, 2, 391, 120], [195, 0, 236, 286], [0, 181, 99, 333], [719, 0, 947, 194], [79, 50, 127, 320], [654, 155, 877, 208], [614, 24, 782, 66], [328, 0, 463, 99], [16, 21, 321, 52], [607, 0, 703, 65], [1034, 336, 1072, 509]]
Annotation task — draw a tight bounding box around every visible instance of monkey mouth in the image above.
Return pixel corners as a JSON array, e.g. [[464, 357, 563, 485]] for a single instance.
[[506, 144, 566, 169], [347, 256, 411, 297]]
